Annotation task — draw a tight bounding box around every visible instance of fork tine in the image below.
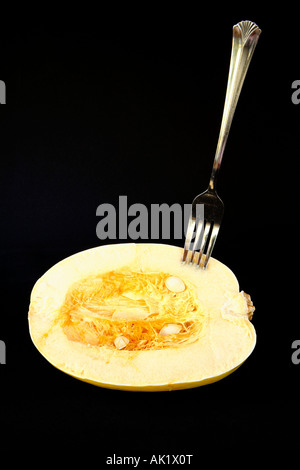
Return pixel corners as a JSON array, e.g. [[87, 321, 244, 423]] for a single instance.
[[196, 220, 211, 267], [182, 217, 196, 263], [190, 218, 204, 263], [203, 223, 219, 269]]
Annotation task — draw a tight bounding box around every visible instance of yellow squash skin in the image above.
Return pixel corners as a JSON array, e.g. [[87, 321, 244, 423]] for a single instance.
[[28, 243, 256, 391]]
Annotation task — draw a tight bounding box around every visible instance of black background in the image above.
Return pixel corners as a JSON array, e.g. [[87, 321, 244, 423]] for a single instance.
[[1, 8, 300, 452]]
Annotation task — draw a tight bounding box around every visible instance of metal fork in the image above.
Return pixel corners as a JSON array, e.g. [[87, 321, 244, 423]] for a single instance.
[[182, 20, 261, 269]]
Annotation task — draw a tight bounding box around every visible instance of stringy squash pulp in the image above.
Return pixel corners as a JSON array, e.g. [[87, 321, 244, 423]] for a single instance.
[[28, 243, 256, 390]]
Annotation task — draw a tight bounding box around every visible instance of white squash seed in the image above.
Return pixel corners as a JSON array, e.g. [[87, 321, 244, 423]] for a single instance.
[[159, 324, 183, 335], [114, 335, 129, 349], [165, 276, 185, 293]]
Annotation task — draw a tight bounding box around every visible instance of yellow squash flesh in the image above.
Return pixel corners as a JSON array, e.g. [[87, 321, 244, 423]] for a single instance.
[[28, 243, 256, 391]]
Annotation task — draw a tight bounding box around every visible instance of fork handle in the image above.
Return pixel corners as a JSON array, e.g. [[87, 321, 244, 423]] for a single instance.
[[209, 20, 261, 191]]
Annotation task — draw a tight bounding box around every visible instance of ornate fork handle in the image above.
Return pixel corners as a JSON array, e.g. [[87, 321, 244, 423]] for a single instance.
[[209, 21, 261, 191]]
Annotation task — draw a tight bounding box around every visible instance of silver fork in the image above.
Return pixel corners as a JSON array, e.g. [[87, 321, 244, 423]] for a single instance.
[[182, 20, 261, 269]]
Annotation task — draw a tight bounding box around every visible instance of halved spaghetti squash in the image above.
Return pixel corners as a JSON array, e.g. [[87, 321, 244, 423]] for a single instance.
[[28, 243, 256, 390]]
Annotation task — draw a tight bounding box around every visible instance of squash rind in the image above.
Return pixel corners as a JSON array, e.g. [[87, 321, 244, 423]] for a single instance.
[[28, 243, 256, 390]]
